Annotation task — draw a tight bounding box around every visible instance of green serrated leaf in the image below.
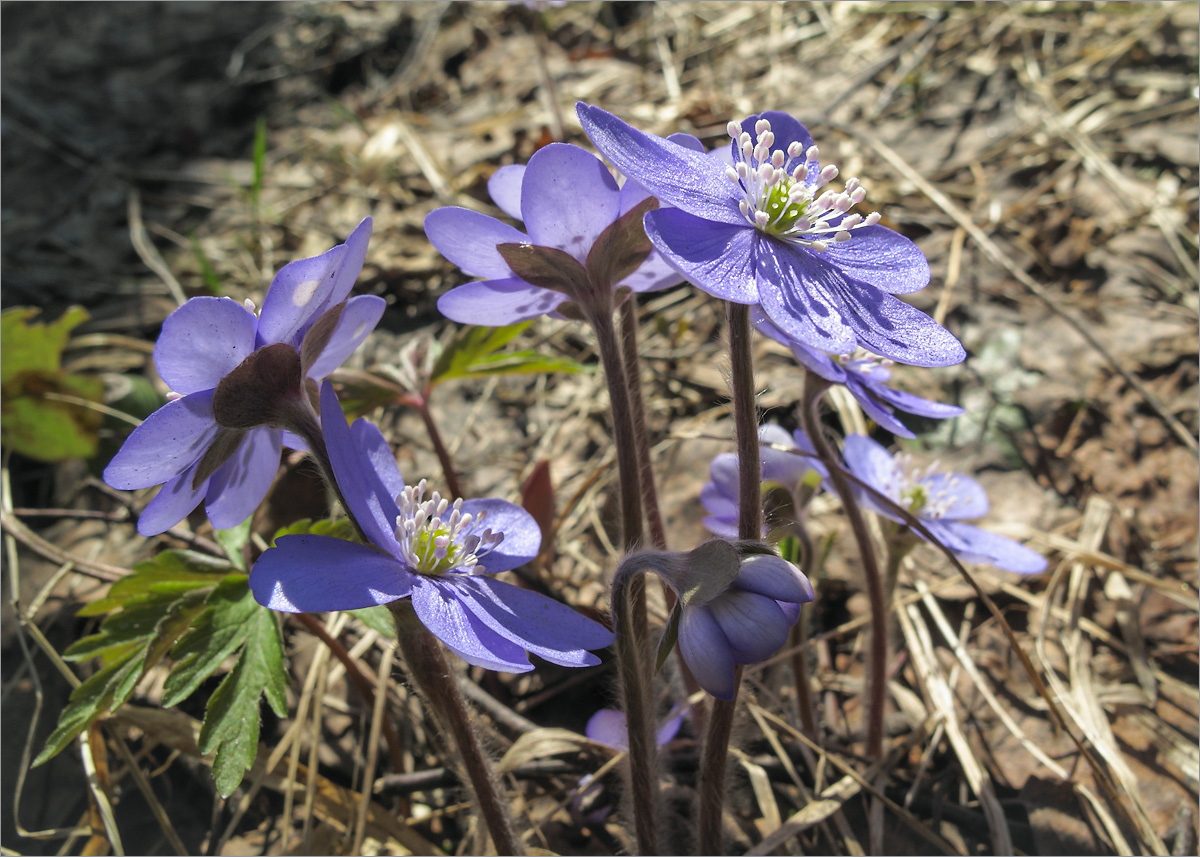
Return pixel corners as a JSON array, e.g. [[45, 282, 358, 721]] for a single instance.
[[80, 550, 231, 616], [271, 517, 358, 546], [162, 576, 257, 708], [429, 322, 531, 385], [215, 519, 253, 571], [198, 608, 287, 796], [65, 591, 182, 662], [352, 604, 397, 638], [34, 649, 146, 766]]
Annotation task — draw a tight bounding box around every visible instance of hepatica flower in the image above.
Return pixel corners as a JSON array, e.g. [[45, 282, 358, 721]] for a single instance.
[[653, 540, 814, 699], [754, 309, 963, 439], [701, 424, 827, 539], [843, 434, 1047, 574], [250, 382, 614, 673], [576, 103, 965, 368], [425, 142, 683, 326], [104, 219, 384, 536]]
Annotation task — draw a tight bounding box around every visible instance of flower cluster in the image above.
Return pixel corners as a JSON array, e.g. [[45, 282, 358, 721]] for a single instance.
[[104, 218, 383, 535]]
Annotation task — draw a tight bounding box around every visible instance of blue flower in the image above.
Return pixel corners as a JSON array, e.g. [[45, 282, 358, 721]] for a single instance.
[[576, 103, 965, 368], [104, 219, 383, 535], [250, 382, 615, 673], [842, 434, 1047, 574]]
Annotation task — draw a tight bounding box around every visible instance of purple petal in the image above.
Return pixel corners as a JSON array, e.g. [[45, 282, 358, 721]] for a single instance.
[[204, 426, 282, 530], [707, 452, 740, 509], [828, 273, 965, 368], [256, 244, 350, 348], [453, 576, 613, 667], [304, 294, 386, 380], [841, 434, 906, 521], [153, 297, 258, 395], [921, 520, 1048, 574], [103, 391, 219, 490], [353, 419, 404, 500], [458, 498, 541, 573], [643, 209, 759, 303], [250, 535, 412, 612], [136, 461, 211, 536], [488, 165, 526, 220], [735, 112, 817, 173], [755, 242, 859, 355], [678, 605, 736, 700], [321, 217, 373, 314], [700, 480, 737, 519], [702, 514, 741, 540], [521, 143, 621, 264], [411, 578, 533, 672], [437, 277, 567, 325], [586, 709, 628, 749], [320, 381, 402, 555], [845, 378, 917, 439], [872, 383, 964, 421], [282, 430, 308, 451], [818, 226, 930, 295], [731, 555, 814, 605], [759, 424, 823, 488], [577, 103, 745, 226], [918, 472, 989, 520], [619, 252, 685, 294], [425, 207, 529, 279], [655, 706, 687, 745], [708, 589, 791, 663], [785, 343, 848, 385]]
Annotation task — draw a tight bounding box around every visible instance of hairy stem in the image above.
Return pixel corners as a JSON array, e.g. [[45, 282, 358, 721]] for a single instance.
[[697, 302, 762, 854], [391, 602, 523, 856], [618, 299, 668, 549], [610, 560, 663, 855], [415, 397, 465, 500], [800, 375, 887, 763]]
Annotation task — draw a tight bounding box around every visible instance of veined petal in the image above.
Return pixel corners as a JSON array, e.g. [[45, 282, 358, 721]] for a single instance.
[[204, 426, 282, 530], [104, 391, 219, 490], [257, 243, 349, 348], [577, 103, 745, 226], [849, 379, 918, 439], [437, 277, 567, 325], [454, 576, 613, 667], [489, 165, 526, 220], [678, 605, 735, 700], [841, 434, 906, 521], [458, 498, 541, 573], [424, 207, 529, 279], [731, 554, 814, 604], [154, 297, 258, 395], [522, 143, 621, 264], [319, 381, 402, 555], [922, 520, 1048, 574], [304, 294, 386, 380], [829, 273, 966, 368], [755, 241, 859, 355], [919, 472, 989, 520], [136, 461, 211, 536], [643, 209, 759, 303], [708, 589, 791, 664], [250, 535, 412, 612], [411, 578, 533, 672], [872, 383, 964, 421], [819, 225, 930, 295], [320, 216, 373, 315]]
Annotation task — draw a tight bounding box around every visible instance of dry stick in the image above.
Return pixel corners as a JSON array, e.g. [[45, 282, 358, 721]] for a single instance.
[[800, 375, 889, 854], [589, 307, 660, 856], [415, 398, 465, 501], [697, 302, 763, 855], [292, 612, 406, 774], [391, 601, 523, 857]]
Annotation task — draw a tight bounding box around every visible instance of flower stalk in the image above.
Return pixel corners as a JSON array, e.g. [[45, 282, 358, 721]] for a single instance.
[[697, 301, 763, 854], [618, 298, 668, 550]]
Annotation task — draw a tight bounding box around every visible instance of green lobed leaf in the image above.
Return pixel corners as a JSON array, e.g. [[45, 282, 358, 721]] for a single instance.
[[271, 516, 358, 546], [79, 550, 232, 617], [429, 322, 531, 384], [161, 576, 258, 708], [198, 607, 287, 797], [215, 518, 254, 571], [0, 306, 89, 383], [352, 604, 397, 638], [65, 591, 185, 663]]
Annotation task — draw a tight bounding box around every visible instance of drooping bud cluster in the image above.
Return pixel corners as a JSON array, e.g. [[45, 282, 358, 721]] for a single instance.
[[396, 479, 505, 575], [724, 118, 881, 251]]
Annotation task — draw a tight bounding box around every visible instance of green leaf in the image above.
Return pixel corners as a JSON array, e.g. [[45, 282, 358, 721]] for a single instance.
[[449, 349, 590, 380], [215, 518, 253, 571], [198, 607, 287, 797], [429, 322, 528, 383], [250, 116, 267, 212], [79, 550, 231, 616], [65, 590, 184, 662], [0, 306, 89, 383], [352, 605, 397, 638], [189, 230, 223, 295], [162, 576, 258, 707], [34, 648, 146, 766], [271, 517, 358, 546]]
